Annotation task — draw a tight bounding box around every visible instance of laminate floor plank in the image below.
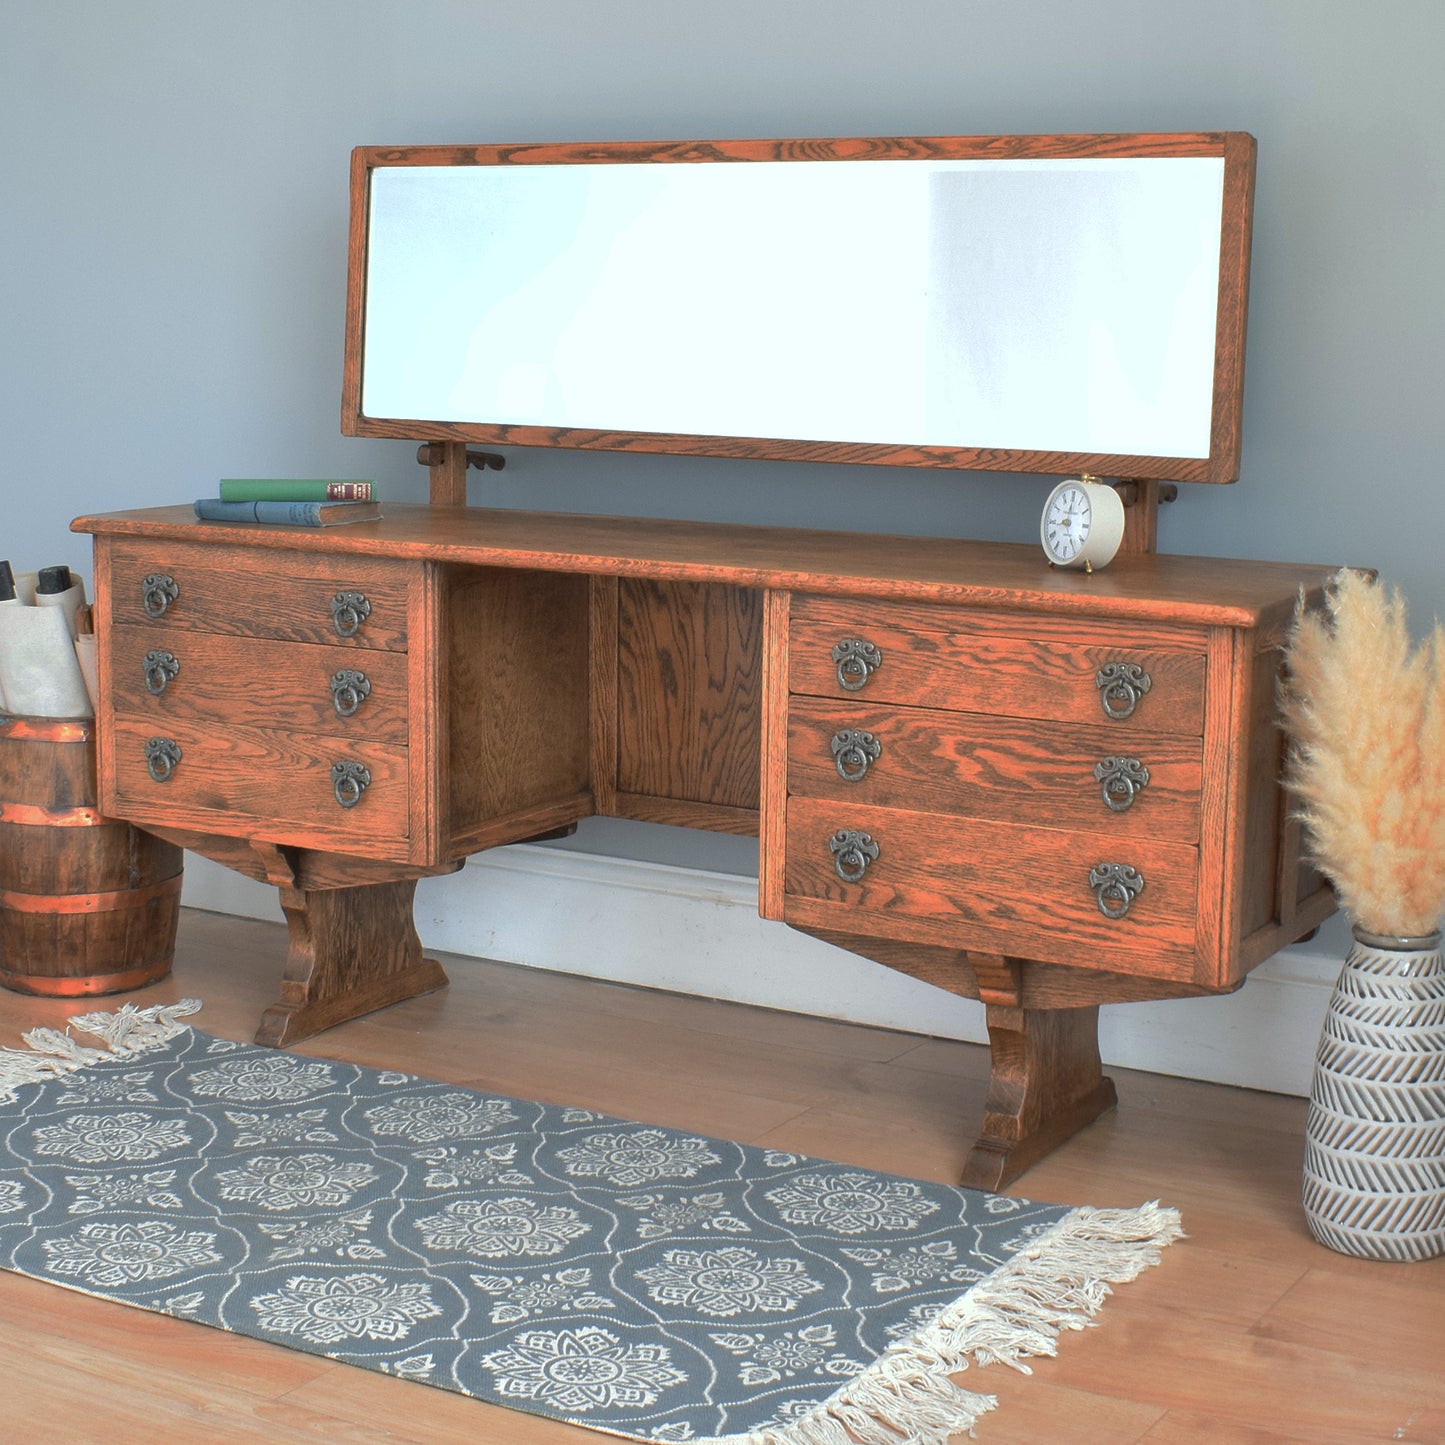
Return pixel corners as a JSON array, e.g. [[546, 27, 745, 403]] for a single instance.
[[1138, 1409, 1396, 1445], [1036, 1306, 1445, 1441], [278, 1365, 638, 1444], [1251, 1264, 1445, 1375]]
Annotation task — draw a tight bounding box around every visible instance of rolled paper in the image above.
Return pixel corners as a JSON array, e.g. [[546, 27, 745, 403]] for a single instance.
[[14, 572, 38, 606], [74, 633, 100, 712], [33, 566, 88, 641], [0, 561, 14, 602], [0, 589, 14, 708], [0, 602, 93, 717]]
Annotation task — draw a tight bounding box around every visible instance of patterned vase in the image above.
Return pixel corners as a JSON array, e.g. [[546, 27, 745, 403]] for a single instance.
[[1301, 926, 1445, 1261]]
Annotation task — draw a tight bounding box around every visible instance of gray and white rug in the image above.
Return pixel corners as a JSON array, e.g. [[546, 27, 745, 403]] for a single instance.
[[0, 1000, 1182, 1443]]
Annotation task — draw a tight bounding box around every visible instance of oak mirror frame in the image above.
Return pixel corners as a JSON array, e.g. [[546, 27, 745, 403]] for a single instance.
[[342, 133, 1256, 484]]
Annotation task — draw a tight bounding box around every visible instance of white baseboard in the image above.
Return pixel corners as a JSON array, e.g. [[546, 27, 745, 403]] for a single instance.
[[181, 844, 1339, 1097]]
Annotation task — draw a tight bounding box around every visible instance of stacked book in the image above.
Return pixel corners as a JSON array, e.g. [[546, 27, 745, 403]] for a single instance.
[[194, 479, 381, 527]]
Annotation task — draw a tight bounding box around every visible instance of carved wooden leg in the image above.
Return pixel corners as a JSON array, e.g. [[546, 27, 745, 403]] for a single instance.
[[784, 931, 1131, 1188], [255, 878, 449, 1047], [959, 1002, 1118, 1191]]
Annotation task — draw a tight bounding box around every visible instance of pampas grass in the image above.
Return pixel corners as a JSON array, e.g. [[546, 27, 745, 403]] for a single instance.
[[1279, 568, 1445, 937]]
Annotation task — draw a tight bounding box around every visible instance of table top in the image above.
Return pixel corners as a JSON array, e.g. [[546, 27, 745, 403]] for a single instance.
[[74, 503, 1347, 629]]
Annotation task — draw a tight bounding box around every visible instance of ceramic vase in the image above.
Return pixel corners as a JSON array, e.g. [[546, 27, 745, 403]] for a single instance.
[[1301, 926, 1445, 1261]]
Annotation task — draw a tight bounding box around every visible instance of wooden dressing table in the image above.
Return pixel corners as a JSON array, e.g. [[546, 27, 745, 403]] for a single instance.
[[71, 499, 1339, 1187], [73, 130, 1344, 1185]]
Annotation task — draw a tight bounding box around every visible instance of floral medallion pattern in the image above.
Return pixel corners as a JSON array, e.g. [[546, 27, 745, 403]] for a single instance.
[[0, 1025, 1074, 1442], [636, 1246, 823, 1317], [471, 1266, 614, 1324], [215, 1153, 380, 1212], [480, 1327, 690, 1414], [41, 1219, 222, 1287], [65, 1169, 183, 1216], [187, 1055, 337, 1103], [250, 1272, 443, 1345], [415, 1197, 591, 1258], [363, 1091, 518, 1143], [31, 1111, 191, 1163], [224, 1108, 338, 1148], [556, 1129, 722, 1187], [762, 1172, 941, 1235]]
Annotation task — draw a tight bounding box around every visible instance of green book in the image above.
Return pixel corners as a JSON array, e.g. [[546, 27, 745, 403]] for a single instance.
[[218, 479, 376, 502]]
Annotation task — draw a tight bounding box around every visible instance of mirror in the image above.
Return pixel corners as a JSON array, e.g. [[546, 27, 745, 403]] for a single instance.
[[344, 135, 1255, 482]]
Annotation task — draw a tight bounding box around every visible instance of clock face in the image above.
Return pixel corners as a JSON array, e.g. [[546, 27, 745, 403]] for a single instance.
[[1043, 482, 1092, 564]]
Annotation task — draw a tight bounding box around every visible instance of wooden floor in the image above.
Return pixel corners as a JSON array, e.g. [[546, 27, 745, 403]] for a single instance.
[[0, 908, 1441, 1445]]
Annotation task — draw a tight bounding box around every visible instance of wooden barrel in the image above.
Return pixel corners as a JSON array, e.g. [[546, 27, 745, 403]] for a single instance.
[[0, 712, 182, 995]]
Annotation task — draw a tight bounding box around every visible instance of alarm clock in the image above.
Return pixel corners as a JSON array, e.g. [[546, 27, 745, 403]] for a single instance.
[[1040, 476, 1126, 571]]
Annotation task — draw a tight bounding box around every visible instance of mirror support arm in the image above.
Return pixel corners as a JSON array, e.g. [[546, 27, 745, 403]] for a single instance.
[[1113, 479, 1177, 556], [418, 443, 506, 506]]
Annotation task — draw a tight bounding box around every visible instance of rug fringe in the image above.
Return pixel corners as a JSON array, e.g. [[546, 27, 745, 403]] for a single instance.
[[0, 999, 201, 1101], [697, 1200, 1183, 1444]]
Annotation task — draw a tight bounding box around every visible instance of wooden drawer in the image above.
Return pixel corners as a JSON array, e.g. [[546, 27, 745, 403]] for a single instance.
[[783, 795, 1199, 977], [106, 539, 410, 651], [109, 625, 410, 744], [787, 696, 1202, 843], [789, 595, 1207, 732], [108, 715, 410, 852]]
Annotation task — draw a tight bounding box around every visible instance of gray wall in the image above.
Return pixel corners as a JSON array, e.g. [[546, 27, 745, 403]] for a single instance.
[[4, 1, 1441, 908]]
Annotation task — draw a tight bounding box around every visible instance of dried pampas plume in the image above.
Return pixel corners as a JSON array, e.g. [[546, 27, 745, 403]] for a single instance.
[[1279, 568, 1445, 937]]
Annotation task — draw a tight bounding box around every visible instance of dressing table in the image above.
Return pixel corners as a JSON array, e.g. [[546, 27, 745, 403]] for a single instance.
[[74, 132, 1342, 1187]]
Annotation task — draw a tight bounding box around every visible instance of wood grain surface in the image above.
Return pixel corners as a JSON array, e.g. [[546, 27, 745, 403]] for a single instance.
[[787, 697, 1203, 841], [108, 623, 411, 741], [74, 506, 1345, 631], [106, 537, 411, 650], [108, 715, 411, 856], [783, 795, 1201, 979], [789, 596, 1208, 731], [615, 579, 762, 811]]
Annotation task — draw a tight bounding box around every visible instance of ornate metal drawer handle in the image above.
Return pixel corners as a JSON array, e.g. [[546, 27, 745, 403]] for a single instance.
[[829, 828, 880, 883], [142, 573, 179, 618], [145, 737, 182, 783], [143, 650, 180, 696], [831, 638, 883, 692], [331, 760, 372, 809], [330, 591, 372, 638], [1095, 661, 1152, 720], [1094, 755, 1151, 812], [831, 728, 882, 782], [330, 668, 372, 718], [1089, 862, 1146, 920]]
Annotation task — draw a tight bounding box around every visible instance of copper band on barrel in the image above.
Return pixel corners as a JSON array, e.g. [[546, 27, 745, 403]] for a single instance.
[[0, 962, 173, 998], [0, 872, 183, 915], [0, 716, 93, 743], [0, 801, 106, 827]]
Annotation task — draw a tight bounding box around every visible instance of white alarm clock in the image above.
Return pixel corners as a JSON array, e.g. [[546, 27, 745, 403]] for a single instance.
[[1040, 476, 1126, 571]]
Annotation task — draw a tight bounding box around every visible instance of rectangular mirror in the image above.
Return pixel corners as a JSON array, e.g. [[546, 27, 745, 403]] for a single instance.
[[343, 134, 1255, 482]]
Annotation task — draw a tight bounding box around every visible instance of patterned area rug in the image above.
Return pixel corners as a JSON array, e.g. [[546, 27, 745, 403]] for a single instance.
[[0, 1001, 1181, 1443]]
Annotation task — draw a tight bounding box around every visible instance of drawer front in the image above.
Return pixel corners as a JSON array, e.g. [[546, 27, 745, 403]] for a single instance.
[[787, 697, 1202, 843], [790, 597, 1206, 732], [783, 795, 1198, 974], [109, 625, 410, 744], [107, 540, 410, 650], [109, 715, 409, 849]]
